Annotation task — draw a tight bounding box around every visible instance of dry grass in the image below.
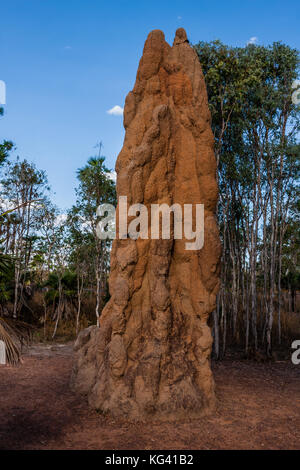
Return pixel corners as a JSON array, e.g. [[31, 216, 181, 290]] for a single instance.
[[0, 318, 33, 365]]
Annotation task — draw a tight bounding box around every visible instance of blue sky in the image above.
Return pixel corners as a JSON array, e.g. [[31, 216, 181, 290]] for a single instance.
[[1, 0, 299, 210]]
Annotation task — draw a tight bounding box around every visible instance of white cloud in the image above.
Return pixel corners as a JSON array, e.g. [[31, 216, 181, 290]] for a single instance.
[[0, 80, 6, 105], [0, 197, 14, 213], [107, 105, 124, 116], [107, 171, 117, 183], [0, 194, 44, 214], [247, 36, 258, 45], [55, 213, 68, 226]]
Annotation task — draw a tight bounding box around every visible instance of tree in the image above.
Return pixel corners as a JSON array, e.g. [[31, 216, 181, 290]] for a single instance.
[[195, 40, 300, 356], [0, 168, 34, 362], [0, 107, 13, 166], [69, 152, 116, 325], [0, 158, 50, 318]]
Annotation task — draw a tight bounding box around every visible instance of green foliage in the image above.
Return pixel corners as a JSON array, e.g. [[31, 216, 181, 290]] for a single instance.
[[194, 39, 299, 353], [0, 106, 14, 167], [194, 39, 299, 232], [44, 270, 77, 304], [75, 156, 116, 217], [0, 252, 14, 302], [0, 140, 14, 166]]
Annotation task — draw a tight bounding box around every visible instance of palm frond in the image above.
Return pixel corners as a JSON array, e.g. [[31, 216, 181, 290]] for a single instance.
[[0, 318, 34, 365], [0, 253, 13, 274], [0, 318, 21, 365]]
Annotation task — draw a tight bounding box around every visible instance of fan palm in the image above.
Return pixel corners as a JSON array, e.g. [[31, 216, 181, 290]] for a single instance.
[[0, 203, 39, 365], [0, 317, 33, 365]]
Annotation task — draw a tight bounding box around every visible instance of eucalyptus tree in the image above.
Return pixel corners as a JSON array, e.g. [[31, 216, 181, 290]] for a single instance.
[[70, 154, 116, 325], [0, 158, 50, 318], [195, 40, 300, 355]]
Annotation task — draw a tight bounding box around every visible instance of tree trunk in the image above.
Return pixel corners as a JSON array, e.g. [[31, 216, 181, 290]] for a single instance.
[[76, 272, 84, 335], [52, 278, 63, 339], [213, 298, 220, 360]]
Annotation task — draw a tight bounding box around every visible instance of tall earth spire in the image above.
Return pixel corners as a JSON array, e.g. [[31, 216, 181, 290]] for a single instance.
[[71, 28, 221, 421]]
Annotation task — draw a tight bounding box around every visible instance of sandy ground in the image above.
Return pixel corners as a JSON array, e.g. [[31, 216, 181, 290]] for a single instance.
[[0, 343, 299, 450]]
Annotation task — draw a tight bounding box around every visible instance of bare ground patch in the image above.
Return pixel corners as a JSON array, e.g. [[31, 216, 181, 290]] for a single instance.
[[0, 344, 299, 450]]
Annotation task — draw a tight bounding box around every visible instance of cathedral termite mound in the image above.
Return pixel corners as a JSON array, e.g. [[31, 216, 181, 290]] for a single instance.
[[71, 28, 221, 421]]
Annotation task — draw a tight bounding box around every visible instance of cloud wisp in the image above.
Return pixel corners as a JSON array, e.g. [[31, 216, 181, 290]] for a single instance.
[[247, 36, 258, 45], [107, 105, 124, 116], [107, 171, 117, 183]]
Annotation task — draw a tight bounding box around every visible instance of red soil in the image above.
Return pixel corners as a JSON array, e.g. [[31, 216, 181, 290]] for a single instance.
[[0, 343, 299, 450]]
